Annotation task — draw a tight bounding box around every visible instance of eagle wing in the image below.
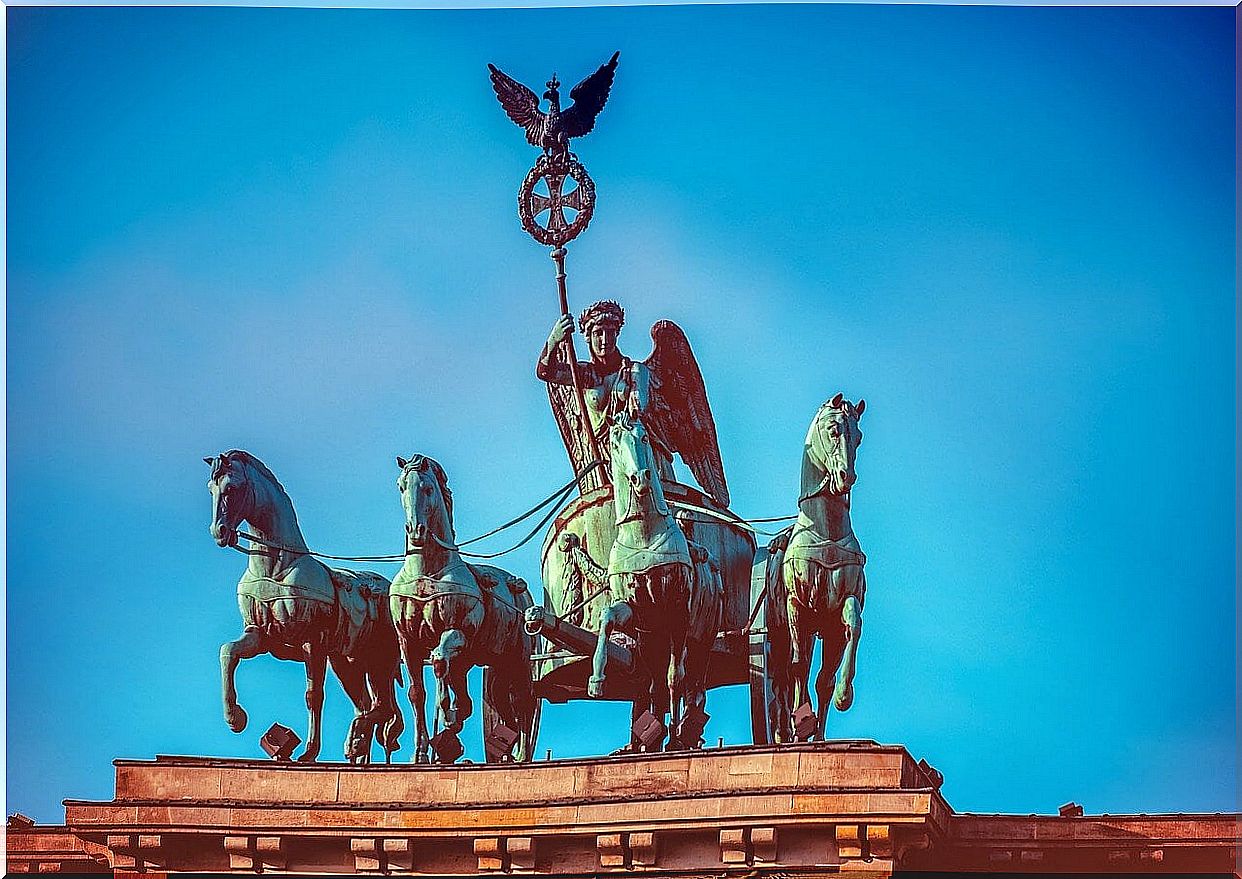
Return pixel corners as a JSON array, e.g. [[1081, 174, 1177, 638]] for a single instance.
[[561, 51, 619, 139], [487, 63, 545, 147], [645, 320, 730, 507]]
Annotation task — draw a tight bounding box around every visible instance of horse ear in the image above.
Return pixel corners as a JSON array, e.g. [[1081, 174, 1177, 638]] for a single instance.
[[830, 392, 844, 408], [203, 456, 214, 466], [856, 399, 866, 417], [396, 456, 408, 470]]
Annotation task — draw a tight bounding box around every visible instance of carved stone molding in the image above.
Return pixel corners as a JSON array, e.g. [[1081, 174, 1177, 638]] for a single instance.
[[475, 835, 535, 873], [224, 834, 285, 872], [597, 830, 657, 869], [352, 836, 414, 873]]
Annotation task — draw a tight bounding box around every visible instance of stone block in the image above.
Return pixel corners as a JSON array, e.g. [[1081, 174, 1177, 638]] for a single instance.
[[337, 768, 458, 805], [752, 826, 777, 863], [630, 831, 657, 867], [719, 828, 749, 864], [456, 765, 576, 804], [106, 834, 136, 870], [474, 837, 503, 872], [508, 836, 535, 872], [256, 836, 285, 870], [351, 838, 381, 872], [117, 765, 223, 801], [383, 837, 414, 871], [597, 833, 625, 868], [223, 836, 251, 871], [835, 824, 863, 859], [221, 766, 339, 803], [578, 757, 691, 799], [866, 824, 892, 857]]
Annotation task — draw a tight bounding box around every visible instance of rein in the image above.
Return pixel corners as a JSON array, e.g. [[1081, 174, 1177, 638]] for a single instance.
[[227, 463, 602, 564]]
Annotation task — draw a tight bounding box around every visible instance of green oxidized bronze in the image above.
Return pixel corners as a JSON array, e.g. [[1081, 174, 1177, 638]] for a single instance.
[[206, 450, 404, 764]]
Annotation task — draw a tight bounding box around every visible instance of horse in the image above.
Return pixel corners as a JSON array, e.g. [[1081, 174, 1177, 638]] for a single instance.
[[206, 450, 404, 763], [779, 393, 867, 740], [389, 454, 536, 763], [590, 413, 695, 751]]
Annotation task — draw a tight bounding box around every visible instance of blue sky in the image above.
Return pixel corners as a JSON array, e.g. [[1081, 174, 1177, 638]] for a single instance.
[[6, 5, 1235, 822]]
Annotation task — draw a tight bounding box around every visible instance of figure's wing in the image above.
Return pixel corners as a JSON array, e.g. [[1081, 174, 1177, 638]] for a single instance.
[[547, 382, 604, 493], [645, 320, 730, 507], [561, 51, 619, 139], [487, 63, 545, 146]]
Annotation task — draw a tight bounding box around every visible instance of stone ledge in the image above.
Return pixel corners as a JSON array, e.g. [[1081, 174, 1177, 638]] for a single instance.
[[16, 743, 1237, 876]]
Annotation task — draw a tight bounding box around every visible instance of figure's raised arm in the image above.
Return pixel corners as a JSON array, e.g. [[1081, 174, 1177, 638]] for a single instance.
[[536, 314, 577, 386]]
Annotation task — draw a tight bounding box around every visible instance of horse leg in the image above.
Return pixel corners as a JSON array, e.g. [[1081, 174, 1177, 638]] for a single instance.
[[297, 646, 327, 763], [431, 629, 467, 734], [373, 665, 403, 765], [814, 617, 846, 740], [330, 654, 374, 764], [515, 671, 537, 763], [220, 626, 264, 733], [448, 662, 473, 736], [398, 633, 430, 764], [667, 635, 685, 751], [589, 601, 632, 699], [834, 586, 864, 711], [786, 586, 816, 728]]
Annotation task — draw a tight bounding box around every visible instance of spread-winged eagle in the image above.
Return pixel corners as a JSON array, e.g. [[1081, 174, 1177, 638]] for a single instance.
[[488, 52, 620, 158]]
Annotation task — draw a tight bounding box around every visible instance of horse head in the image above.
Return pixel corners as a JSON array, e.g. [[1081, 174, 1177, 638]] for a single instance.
[[609, 412, 671, 522], [804, 393, 866, 499], [396, 454, 455, 549], [204, 451, 254, 547]]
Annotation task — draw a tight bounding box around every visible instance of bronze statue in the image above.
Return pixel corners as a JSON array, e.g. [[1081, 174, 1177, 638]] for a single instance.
[[538, 302, 729, 505], [206, 451, 404, 763], [770, 395, 868, 740], [389, 455, 537, 763]]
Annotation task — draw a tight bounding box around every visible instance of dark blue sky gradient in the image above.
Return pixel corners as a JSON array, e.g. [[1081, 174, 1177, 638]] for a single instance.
[[6, 5, 1235, 821]]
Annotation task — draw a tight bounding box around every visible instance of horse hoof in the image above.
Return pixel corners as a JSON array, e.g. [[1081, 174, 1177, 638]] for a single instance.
[[225, 705, 248, 734], [834, 683, 854, 711], [297, 749, 320, 764], [587, 676, 605, 698]]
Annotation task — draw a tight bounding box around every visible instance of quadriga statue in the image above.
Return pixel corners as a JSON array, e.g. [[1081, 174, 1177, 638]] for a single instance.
[[205, 450, 404, 763]]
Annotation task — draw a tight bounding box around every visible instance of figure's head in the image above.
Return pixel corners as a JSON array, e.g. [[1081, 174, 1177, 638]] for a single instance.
[[806, 393, 866, 496], [579, 299, 624, 362], [396, 454, 454, 546], [204, 451, 251, 547]]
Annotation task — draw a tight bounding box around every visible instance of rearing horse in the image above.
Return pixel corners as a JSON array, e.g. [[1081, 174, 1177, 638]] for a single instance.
[[389, 454, 536, 763], [207, 450, 403, 763], [781, 393, 867, 740], [591, 413, 694, 750]]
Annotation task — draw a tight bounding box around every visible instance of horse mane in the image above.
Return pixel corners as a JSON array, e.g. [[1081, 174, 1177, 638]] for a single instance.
[[223, 449, 289, 501]]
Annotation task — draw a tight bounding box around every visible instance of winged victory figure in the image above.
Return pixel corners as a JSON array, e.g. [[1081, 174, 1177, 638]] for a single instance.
[[537, 300, 730, 507], [488, 52, 620, 161]]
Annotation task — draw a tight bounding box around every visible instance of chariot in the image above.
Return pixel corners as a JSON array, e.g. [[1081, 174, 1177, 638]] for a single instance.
[[515, 477, 795, 748]]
